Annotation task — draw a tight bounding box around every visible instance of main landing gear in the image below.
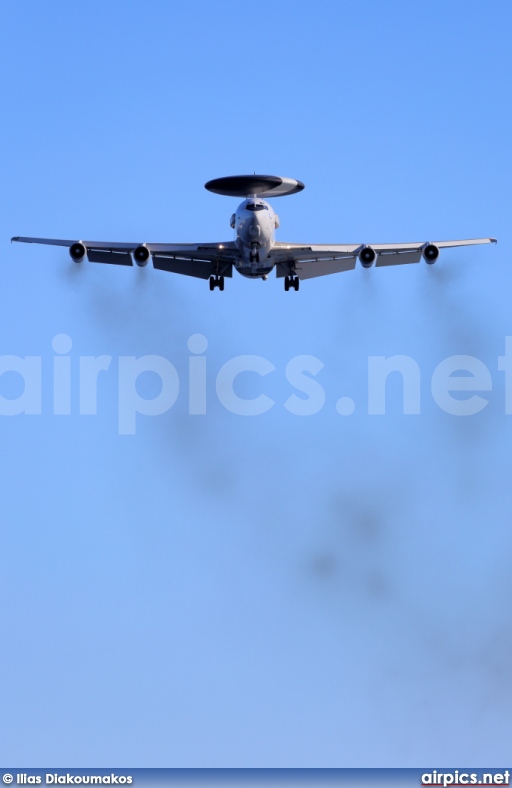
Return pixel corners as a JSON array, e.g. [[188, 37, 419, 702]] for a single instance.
[[284, 275, 299, 292], [209, 275, 224, 291]]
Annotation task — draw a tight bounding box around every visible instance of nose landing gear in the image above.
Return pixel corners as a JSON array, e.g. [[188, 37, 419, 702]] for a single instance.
[[250, 243, 260, 264], [284, 275, 299, 292], [209, 275, 225, 291]]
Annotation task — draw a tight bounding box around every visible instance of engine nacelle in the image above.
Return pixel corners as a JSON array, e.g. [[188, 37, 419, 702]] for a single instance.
[[69, 242, 86, 262], [423, 244, 439, 264], [133, 245, 151, 267], [359, 246, 376, 268]]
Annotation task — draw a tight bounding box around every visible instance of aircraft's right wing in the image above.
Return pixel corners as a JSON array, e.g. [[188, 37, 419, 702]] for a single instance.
[[147, 242, 238, 279], [11, 237, 239, 279], [270, 238, 497, 280]]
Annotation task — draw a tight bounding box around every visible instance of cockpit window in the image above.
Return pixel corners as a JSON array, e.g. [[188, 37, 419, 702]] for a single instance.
[[246, 203, 267, 211]]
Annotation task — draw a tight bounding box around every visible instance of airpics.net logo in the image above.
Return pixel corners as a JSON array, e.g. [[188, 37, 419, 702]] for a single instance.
[[1, 334, 512, 435], [421, 771, 510, 787]]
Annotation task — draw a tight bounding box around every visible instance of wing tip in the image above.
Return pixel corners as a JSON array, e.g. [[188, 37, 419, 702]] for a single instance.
[[11, 236, 19, 243], [491, 238, 498, 244]]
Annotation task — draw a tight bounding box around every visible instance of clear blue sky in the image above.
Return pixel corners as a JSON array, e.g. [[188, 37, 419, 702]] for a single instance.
[[1, 0, 511, 767]]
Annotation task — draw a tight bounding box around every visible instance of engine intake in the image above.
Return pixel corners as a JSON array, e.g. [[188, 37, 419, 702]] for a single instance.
[[359, 246, 376, 268], [69, 242, 86, 262], [423, 244, 439, 264], [133, 245, 151, 267]]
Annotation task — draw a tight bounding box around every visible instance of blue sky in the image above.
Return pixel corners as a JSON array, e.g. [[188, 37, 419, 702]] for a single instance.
[[1, 0, 511, 767]]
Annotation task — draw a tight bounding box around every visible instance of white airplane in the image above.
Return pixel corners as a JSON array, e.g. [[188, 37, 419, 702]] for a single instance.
[[12, 174, 496, 291]]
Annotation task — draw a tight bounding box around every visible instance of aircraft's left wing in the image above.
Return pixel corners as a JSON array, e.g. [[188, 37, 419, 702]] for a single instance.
[[11, 237, 239, 280], [270, 238, 497, 280]]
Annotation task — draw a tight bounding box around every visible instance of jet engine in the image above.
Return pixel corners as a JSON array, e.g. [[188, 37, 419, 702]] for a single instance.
[[69, 242, 86, 262], [359, 246, 376, 268], [133, 245, 151, 267], [423, 244, 439, 264]]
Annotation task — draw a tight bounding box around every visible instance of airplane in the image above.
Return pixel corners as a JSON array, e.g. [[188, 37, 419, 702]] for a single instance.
[[11, 174, 496, 292]]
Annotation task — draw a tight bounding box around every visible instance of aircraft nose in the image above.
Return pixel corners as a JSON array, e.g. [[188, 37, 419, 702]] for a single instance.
[[239, 213, 262, 242]]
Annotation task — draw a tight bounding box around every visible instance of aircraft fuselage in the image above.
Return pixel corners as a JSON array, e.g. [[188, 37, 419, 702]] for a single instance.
[[233, 199, 277, 278]]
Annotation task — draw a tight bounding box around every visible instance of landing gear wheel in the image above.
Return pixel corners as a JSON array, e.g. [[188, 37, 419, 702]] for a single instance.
[[250, 243, 260, 264], [284, 275, 299, 292], [209, 275, 225, 291]]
